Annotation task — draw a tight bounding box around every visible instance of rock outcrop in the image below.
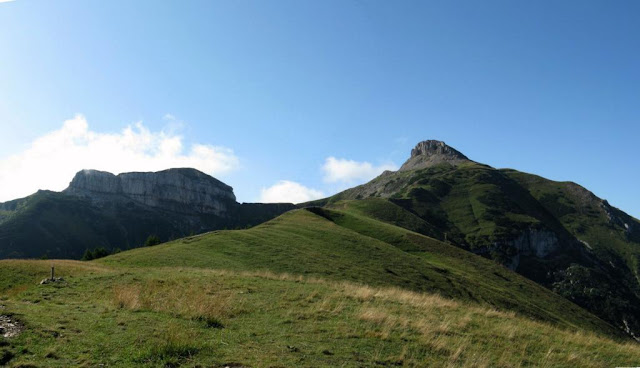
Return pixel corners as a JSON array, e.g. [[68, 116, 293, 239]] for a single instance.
[[399, 140, 470, 171], [503, 228, 559, 270], [64, 168, 237, 216]]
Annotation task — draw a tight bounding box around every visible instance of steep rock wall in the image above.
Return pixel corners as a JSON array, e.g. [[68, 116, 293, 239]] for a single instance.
[[64, 168, 236, 216], [500, 228, 560, 270]]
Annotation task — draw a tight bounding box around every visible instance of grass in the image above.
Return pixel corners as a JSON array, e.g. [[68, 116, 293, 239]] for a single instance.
[[100, 208, 622, 338], [303, 162, 640, 337], [1, 194, 639, 366], [111, 278, 234, 327], [0, 189, 293, 259], [0, 259, 639, 367], [505, 169, 640, 278]]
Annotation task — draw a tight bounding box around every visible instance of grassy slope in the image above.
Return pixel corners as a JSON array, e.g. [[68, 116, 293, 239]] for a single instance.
[[2, 201, 638, 366], [304, 162, 580, 268], [1, 260, 639, 367], [0, 191, 130, 259], [101, 208, 620, 338], [0, 191, 294, 259], [303, 163, 640, 335], [321, 163, 577, 250], [505, 169, 640, 280], [314, 164, 640, 286]]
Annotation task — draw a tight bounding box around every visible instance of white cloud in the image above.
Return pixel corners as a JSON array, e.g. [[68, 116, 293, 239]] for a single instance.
[[0, 114, 239, 202], [322, 157, 397, 184], [0, 0, 16, 3], [259, 180, 324, 204]]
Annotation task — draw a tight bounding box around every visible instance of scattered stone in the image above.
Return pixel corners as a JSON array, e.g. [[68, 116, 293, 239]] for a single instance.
[[39, 277, 64, 285], [0, 315, 23, 338], [286, 345, 300, 353], [578, 239, 592, 250]]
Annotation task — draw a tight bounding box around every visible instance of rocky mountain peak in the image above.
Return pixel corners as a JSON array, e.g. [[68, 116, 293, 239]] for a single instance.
[[409, 140, 468, 159], [400, 140, 470, 171], [64, 168, 237, 216]]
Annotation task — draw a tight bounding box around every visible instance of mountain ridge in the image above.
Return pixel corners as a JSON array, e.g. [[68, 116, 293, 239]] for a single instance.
[[0, 168, 295, 259], [64, 168, 237, 216], [2, 139, 640, 339]]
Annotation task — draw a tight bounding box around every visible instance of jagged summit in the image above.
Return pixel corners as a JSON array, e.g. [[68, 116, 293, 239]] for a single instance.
[[409, 140, 468, 160], [399, 140, 470, 171]]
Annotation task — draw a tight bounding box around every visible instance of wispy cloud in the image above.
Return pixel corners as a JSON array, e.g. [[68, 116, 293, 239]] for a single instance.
[[322, 157, 397, 184], [259, 180, 324, 204], [0, 0, 16, 3], [0, 115, 239, 202]]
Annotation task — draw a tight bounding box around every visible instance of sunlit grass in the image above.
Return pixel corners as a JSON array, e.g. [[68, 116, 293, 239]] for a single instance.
[[0, 260, 639, 367]]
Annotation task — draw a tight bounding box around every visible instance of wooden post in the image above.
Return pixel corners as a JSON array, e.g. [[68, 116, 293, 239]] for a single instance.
[[444, 232, 447, 243], [51, 266, 55, 281]]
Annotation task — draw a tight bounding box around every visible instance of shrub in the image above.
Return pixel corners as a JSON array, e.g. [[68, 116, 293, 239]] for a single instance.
[[144, 235, 162, 247], [82, 247, 116, 261], [81, 249, 94, 261]]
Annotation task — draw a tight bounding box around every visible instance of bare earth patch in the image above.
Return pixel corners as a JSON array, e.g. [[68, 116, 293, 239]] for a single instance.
[[0, 315, 23, 338]]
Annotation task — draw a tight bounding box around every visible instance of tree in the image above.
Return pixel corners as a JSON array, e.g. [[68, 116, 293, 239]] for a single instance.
[[81, 247, 114, 261], [144, 235, 162, 247], [81, 249, 94, 261], [92, 247, 110, 259]]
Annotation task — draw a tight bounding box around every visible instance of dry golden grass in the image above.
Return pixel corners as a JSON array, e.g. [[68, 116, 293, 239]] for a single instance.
[[112, 279, 235, 324], [350, 298, 640, 367], [241, 275, 640, 367], [76, 265, 640, 366], [340, 282, 458, 308]]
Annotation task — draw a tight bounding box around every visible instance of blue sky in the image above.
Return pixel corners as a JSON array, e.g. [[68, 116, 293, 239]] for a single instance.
[[0, 1, 638, 217]]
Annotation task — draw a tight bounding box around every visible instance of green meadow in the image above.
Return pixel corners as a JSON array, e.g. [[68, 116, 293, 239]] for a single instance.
[[1, 208, 638, 366]]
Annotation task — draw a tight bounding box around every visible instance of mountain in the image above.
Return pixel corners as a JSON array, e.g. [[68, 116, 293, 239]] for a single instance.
[[101, 206, 622, 337], [304, 140, 640, 338], [0, 168, 295, 259], [64, 168, 238, 216], [1, 143, 640, 366]]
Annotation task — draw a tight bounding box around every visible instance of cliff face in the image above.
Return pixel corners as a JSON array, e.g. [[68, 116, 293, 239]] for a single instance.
[[502, 228, 560, 270], [64, 168, 237, 216]]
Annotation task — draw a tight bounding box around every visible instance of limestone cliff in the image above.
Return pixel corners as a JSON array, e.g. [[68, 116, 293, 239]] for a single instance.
[[64, 168, 236, 216], [501, 228, 559, 270]]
